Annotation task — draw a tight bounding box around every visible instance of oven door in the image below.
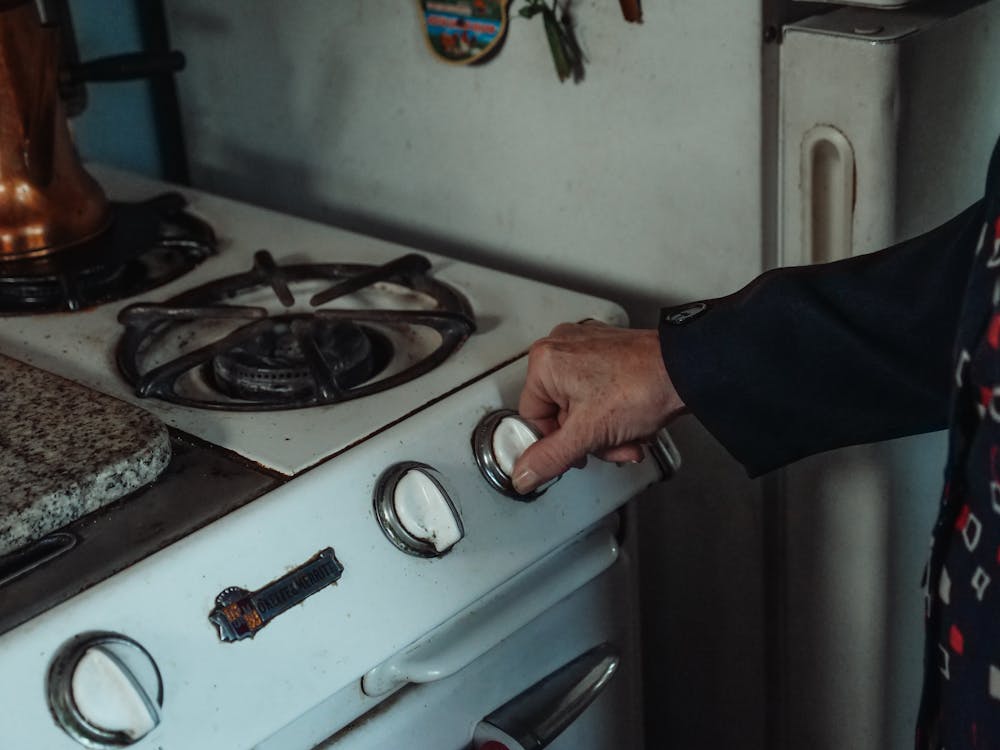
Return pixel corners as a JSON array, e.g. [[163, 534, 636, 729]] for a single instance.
[[313, 520, 643, 750]]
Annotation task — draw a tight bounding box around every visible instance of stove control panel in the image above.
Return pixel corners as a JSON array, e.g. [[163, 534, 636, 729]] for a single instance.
[[47, 632, 163, 748], [473, 410, 554, 500], [374, 462, 464, 557]]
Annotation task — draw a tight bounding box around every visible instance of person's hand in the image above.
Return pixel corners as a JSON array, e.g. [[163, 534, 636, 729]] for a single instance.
[[511, 321, 686, 494]]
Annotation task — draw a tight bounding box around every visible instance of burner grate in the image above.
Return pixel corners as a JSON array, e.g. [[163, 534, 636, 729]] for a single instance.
[[0, 193, 215, 313], [117, 251, 476, 410]]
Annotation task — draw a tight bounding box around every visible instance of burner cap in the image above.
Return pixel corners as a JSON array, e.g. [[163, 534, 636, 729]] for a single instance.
[[210, 317, 393, 402]]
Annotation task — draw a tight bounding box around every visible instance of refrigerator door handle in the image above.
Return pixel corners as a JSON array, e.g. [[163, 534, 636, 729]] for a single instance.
[[360, 521, 620, 698], [471, 643, 620, 750], [802, 124, 856, 264]]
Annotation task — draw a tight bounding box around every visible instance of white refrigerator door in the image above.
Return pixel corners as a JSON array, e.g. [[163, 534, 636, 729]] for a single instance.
[[777, 3, 1000, 750], [781, 2, 1000, 266]]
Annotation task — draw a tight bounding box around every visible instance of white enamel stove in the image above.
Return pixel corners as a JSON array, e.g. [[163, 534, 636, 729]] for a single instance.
[[0, 168, 678, 749]]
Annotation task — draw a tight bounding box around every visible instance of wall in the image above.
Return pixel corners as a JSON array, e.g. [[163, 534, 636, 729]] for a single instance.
[[69, 0, 162, 177], [163, 1, 767, 323]]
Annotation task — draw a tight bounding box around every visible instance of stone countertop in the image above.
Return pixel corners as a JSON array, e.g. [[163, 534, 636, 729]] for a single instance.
[[0, 354, 171, 557]]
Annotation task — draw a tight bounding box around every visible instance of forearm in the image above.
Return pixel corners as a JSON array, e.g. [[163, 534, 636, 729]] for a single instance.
[[661, 202, 984, 477]]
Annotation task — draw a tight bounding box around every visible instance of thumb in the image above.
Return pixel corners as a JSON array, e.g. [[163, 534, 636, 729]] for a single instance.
[[596, 442, 646, 464], [511, 426, 588, 494]]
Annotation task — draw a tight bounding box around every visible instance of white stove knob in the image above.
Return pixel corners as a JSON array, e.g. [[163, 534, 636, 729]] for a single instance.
[[48, 632, 163, 748], [491, 416, 539, 477], [375, 463, 464, 557], [473, 410, 552, 499]]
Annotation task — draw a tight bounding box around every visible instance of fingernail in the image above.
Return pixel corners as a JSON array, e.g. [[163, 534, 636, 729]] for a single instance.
[[512, 468, 539, 494]]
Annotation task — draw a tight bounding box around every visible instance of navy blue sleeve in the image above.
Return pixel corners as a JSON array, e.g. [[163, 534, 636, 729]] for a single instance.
[[660, 202, 984, 477]]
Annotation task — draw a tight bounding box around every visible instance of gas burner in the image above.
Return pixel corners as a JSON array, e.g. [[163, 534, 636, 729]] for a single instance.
[[211, 317, 393, 403], [117, 251, 476, 410], [0, 193, 215, 313]]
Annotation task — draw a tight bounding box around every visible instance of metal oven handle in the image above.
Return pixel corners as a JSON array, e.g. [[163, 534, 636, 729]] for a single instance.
[[360, 521, 620, 698], [472, 642, 620, 750]]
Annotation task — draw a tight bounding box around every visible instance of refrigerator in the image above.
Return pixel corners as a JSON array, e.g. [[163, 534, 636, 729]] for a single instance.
[[776, 3, 1000, 749], [69, 0, 1000, 747]]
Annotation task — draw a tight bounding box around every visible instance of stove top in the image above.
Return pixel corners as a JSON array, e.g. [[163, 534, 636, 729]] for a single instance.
[[0, 166, 627, 475]]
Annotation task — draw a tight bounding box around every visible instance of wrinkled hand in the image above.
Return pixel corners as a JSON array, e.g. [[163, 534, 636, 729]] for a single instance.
[[511, 321, 685, 494]]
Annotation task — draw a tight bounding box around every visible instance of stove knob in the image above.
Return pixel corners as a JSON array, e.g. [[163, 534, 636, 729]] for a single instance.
[[473, 410, 553, 499], [48, 632, 163, 748], [375, 462, 464, 557]]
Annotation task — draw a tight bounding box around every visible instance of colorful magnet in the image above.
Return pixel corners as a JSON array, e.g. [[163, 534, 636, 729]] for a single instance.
[[419, 0, 512, 65]]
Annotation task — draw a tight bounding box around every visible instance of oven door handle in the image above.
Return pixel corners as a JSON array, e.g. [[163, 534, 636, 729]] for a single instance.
[[360, 521, 620, 698], [472, 642, 620, 750]]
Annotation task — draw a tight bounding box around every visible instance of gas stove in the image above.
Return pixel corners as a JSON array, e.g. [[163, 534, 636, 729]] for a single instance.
[[0, 167, 676, 749]]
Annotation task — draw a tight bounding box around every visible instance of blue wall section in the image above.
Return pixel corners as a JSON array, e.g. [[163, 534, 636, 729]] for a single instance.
[[69, 0, 162, 178]]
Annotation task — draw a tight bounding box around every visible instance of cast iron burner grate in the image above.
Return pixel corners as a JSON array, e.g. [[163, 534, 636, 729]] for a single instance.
[[0, 193, 215, 313], [116, 250, 476, 410]]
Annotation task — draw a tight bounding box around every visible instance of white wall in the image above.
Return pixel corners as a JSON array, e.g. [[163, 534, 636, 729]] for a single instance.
[[166, 0, 765, 322], [165, 3, 769, 747]]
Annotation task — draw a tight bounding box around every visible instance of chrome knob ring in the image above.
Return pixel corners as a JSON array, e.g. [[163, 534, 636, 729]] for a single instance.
[[472, 409, 548, 501], [47, 631, 162, 749], [374, 462, 463, 558]]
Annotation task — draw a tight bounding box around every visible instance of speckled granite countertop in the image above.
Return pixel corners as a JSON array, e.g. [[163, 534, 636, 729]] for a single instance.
[[0, 354, 171, 557]]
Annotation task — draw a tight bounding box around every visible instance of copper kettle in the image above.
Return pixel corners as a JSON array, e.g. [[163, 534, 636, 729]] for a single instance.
[[0, 0, 109, 261]]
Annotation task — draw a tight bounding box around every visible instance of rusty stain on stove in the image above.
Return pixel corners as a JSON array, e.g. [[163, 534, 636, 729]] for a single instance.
[[322, 684, 417, 744]]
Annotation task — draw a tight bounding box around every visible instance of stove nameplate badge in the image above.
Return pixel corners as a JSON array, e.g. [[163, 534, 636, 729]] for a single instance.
[[209, 547, 344, 642]]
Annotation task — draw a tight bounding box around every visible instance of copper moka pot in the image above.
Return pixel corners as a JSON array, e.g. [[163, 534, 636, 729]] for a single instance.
[[0, 0, 110, 261]]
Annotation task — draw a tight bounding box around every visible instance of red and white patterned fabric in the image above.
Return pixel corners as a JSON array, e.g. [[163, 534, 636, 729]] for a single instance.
[[919, 189, 1000, 750]]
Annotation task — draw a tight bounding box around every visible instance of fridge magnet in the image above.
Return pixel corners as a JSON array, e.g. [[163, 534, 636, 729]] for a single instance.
[[518, 0, 585, 83], [419, 0, 513, 65]]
